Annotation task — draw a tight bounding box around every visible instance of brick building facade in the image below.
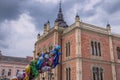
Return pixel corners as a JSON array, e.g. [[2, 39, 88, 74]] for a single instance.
[[0, 51, 32, 79], [34, 2, 120, 80]]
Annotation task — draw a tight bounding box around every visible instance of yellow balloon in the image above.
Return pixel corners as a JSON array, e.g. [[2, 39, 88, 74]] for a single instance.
[[24, 76, 29, 80], [25, 65, 31, 74]]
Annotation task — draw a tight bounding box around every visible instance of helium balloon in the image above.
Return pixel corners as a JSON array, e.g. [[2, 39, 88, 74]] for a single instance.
[[30, 60, 39, 77], [36, 56, 45, 70], [25, 65, 31, 74]]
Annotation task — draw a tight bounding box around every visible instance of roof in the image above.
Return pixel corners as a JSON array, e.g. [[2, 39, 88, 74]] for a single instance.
[[0, 55, 30, 64]]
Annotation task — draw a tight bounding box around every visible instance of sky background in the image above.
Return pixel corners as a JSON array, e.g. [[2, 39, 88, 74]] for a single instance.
[[0, 0, 120, 57]]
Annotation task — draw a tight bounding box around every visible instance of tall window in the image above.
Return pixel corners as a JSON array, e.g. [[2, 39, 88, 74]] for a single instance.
[[66, 42, 70, 57], [66, 67, 71, 80], [92, 67, 103, 80], [91, 41, 94, 55], [91, 41, 101, 56], [8, 69, 11, 76], [16, 70, 19, 76], [117, 47, 120, 59], [98, 42, 101, 56], [1, 69, 5, 76]]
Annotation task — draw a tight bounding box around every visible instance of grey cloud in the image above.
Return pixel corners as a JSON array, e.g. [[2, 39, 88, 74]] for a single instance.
[[0, 24, 11, 48], [0, 0, 25, 22], [100, 0, 120, 14], [0, 0, 120, 57]]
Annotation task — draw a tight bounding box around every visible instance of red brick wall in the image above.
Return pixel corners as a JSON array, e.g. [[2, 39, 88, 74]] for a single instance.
[[82, 61, 113, 80], [62, 61, 76, 80], [112, 37, 120, 62], [62, 30, 76, 61], [37, 33, 54, 52], [116, 64, 120, 80], [81, 30, 111, 61]]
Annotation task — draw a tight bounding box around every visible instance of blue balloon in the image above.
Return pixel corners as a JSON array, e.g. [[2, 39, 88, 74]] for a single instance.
[[53, 45, 62, 68], [41, 53, 45, 58], [54, 45, 61, 51], [36, 57, 45, 70], [50, 50, 56, 55]]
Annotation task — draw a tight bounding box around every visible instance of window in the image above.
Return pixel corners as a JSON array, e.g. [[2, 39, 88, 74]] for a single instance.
[[66, 42, 70, 57], [91, 41, 94, 55], [1, 69, 5, 76], [117, 47, 120, 59], [98, 42, 101, 56], [49, 46, 53, 51], [92, 67, 104, 80], [91, 41, 101, 56], [16, 70, 19, 76], [8, 69, 11, 76], [66, 67, 71, 80], [66, 68, 68, 80]]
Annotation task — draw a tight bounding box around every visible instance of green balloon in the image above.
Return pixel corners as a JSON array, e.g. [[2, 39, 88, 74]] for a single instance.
[[30, 60, 39, 78]]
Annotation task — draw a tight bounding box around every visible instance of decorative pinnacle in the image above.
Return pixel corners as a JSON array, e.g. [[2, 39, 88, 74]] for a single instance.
[[59, 0, 62, 12], [107, 21, 110, 27]]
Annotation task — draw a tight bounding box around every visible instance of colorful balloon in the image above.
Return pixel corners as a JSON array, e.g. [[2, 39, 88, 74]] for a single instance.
[[15, 45, 62, 80], [36, 56, 45, 70], [30, 60, 39, 77], [25, 65, 31, 74]]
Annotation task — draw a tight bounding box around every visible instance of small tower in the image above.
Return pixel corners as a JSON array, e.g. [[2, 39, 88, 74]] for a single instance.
[[44, 21, 50, 34], [37, 33, 40, 40], [75, 14, 80, 27], [75, 14, 80, 22], [46, 20, 50, 31], [43, 23, 47, 34], [106, 23, 111, 34]]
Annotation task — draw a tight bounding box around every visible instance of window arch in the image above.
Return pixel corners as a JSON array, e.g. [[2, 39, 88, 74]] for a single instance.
[[8, 69, 12, 76], [66, 41, 71, 57], [91, 41, 101, 56], [92, 66, 104, 80], [117, 47, 120, 59], [66, 67, 71, 80]]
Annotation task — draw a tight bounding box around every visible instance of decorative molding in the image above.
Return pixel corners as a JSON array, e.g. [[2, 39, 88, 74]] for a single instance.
[[62, 57, 120, 65]]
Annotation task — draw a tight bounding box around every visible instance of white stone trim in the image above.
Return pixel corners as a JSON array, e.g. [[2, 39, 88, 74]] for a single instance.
[[109, 34, 117, 80], [76, 59, 82, 80]]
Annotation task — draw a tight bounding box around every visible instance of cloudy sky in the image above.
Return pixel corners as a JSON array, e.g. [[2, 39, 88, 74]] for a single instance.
[[0, 0, 120, 57]]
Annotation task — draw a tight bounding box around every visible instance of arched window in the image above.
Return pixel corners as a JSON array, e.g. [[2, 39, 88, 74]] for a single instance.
[[66, 67, 71, 80], [8, 69, 11, 76], [66, 42, 71, 57], [1, 69, 5, 76], [16, 70, 19, 76], [91, 41, 101, 56], [92, 67, 104, 80], [117, 47, 120, 59], [91, 41, 94, 55]]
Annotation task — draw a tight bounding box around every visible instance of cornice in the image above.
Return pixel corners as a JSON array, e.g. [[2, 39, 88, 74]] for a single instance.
[[111, 33, 120, 39], [80, 22, 108, 35], [0, 61, 28, 65], [62, 22, 108, 37], [62, 22, 120, 39], [62, 57, 120, 65]]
